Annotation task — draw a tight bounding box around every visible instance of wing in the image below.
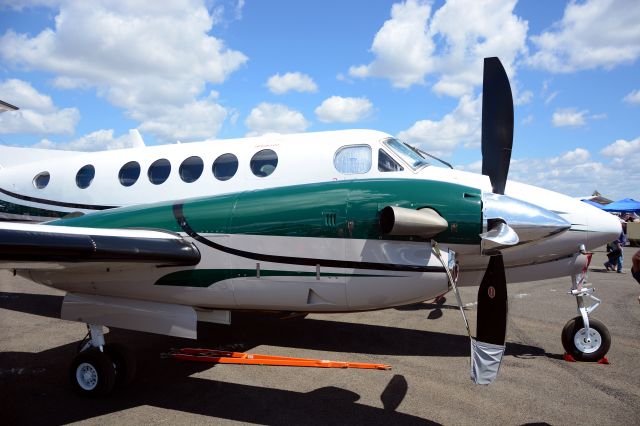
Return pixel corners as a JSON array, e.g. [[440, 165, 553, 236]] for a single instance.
[[0, 221, 200, 270]]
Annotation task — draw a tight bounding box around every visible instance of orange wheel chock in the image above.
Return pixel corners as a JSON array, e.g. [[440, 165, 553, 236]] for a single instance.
[[167, 348, 391, 370]]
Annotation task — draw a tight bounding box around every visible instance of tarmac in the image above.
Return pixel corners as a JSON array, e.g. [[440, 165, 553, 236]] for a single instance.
[[1, 247, 639, 425]]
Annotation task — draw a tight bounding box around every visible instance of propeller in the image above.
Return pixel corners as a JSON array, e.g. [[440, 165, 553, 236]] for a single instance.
[[481, 57, 513, 196], [472, 57, 514, 384]]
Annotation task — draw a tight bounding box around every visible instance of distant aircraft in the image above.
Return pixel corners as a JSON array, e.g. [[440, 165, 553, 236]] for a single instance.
[[0, 58, 620, 395]]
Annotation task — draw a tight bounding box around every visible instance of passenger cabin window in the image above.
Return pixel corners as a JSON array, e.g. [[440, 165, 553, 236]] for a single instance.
[[179, 156, 204, 183], [378, 149, 404, 172], [148, 159, 171, 185], [212, 153, 238, 181], [250, 149, 278, 177], [76, 165, 95, 189], [118, 161, 140, 187], [334, 145, 372, 174], [33, 172, 50, 189]]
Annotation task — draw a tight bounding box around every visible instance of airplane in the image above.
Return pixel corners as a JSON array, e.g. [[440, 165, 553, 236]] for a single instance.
[[0, 58, 621, 395]]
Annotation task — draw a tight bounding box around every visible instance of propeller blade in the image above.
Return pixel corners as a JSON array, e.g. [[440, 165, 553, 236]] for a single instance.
[[477, 254, 508, 344], [472, 254, 508, 384], [481, 57, 513, 195]]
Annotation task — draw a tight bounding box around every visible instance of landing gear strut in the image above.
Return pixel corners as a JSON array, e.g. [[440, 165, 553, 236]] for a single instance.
[[561, 247, 611, 361], [69, 324, 136, 396]]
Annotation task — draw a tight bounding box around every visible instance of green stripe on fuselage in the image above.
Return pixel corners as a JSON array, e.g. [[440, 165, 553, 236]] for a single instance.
[[49, 179, 482, 244], [155, 269, 402, 287]]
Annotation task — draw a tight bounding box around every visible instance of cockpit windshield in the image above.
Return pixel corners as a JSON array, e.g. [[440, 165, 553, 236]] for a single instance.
[[383, 138, 430, 170]]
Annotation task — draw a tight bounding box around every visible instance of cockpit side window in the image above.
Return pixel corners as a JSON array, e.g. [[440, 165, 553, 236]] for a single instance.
[[334, 145, 372, 175], [378, 149, 404, 172], [383, 138, 429, 170]]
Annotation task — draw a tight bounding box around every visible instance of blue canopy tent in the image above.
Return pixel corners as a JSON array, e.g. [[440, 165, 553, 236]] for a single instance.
[[601, 198, 640, 213], [581, 199, 606, 209]]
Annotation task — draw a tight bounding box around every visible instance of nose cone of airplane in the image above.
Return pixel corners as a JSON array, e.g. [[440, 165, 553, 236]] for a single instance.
[[581, 203, 622, 249], [482, 193, 571, 252]]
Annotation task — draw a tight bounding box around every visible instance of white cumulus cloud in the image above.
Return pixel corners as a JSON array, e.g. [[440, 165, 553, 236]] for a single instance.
[[0, 79, 79, 134], [314, 96, 373, 123], [0, 0, 247, 142], [245, 103, 309, 136], [515, 90, 533, 105], [34, 129, 145, 151], [623, 89, 640, 105], [528, 0, 640, 73], [396, 94, 481, 156], [136, 100, 228, 142], [0, 78, 55, 111], [349, 0, 528, 96], [348, 0, 435, 89], [600, 136, 640, 157], [549, 147, 591, 165], [266, 72, 318, 95], [508, 153, 615, 198], [504, 136, 640, 200], [552, 108, 587, 127]]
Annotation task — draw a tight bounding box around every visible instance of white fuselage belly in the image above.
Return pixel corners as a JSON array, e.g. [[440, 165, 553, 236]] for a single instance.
[[25, 235, 452, 312]]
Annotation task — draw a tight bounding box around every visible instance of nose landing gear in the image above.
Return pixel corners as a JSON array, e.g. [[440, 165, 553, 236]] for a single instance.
[[561, 315, 611, 361], [561, 247, 611, 361]]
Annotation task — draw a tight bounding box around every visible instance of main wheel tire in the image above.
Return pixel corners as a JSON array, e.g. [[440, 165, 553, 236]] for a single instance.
[[561, 316, 611, 361], [103, 343, 137, 388], [70, 349, 116, 396]]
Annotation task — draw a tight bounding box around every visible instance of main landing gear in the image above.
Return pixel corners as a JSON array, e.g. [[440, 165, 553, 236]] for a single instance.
[[69, 324, 136, 396], [561, 248, 611, 361]]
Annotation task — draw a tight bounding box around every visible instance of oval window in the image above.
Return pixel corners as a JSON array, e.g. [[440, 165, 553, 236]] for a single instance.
[[33, 172, 50, 189], [118, 161, 141, 187], [250, 149, 278, 177], [148, 159, 171, 185], [179, 156, 204, 183], [212, 153, 238, 181], [76, 164, 95, 189]]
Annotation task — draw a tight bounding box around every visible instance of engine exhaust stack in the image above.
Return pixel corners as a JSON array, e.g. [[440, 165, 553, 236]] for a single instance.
[[379, 206, 448, 239]]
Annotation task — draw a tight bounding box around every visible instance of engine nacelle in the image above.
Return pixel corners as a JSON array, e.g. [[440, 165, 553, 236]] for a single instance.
[[379, 206, 448, 239]]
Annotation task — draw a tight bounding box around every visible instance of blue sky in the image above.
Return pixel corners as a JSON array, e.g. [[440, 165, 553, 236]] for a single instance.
[[0, 0, 638, 200]]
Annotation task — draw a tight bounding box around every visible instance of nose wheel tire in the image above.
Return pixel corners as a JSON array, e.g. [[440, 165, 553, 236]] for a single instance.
[[561, 316, 611, 361], [70, 349, 116, 396]]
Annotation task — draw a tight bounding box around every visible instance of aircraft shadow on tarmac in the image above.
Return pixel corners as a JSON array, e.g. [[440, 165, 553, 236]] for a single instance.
[[0, 291, 545, 358], [0, 292, 546, 424], [0, 341, 435, 425]]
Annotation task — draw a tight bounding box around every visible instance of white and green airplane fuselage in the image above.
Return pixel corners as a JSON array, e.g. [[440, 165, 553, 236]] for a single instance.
[[0, 130, 619, 314]]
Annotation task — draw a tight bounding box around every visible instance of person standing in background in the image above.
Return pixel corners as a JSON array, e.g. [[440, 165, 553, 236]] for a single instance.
[[604, 229, 625, 272]]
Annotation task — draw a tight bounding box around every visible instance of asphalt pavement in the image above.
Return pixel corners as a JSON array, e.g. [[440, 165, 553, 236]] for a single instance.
[[1, 247, 639, 425]]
